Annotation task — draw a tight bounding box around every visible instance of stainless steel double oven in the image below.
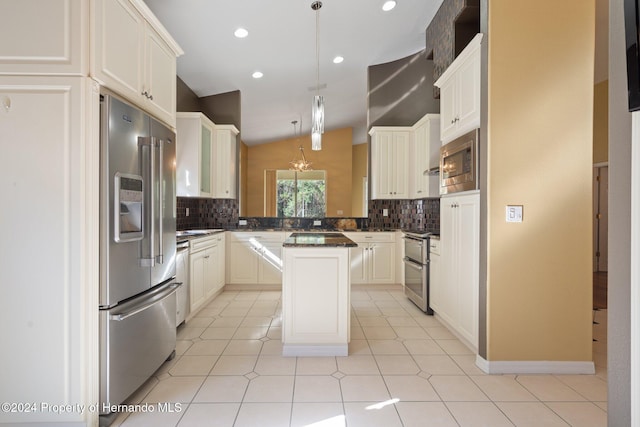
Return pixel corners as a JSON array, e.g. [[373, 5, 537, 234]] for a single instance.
[[403, 230, 435, 314]]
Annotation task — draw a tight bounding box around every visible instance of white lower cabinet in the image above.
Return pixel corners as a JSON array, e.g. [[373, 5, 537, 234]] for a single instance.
[[343, 232, 396, 284], [438, 192, 480, 351], [227, 232, 287, 286], [1, 76, 100, 425], [189, 233, 225, 314]]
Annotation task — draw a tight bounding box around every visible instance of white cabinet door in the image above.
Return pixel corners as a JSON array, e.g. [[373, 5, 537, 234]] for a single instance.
[[438, 192, 479, 350], [370, 128, 410, 199], [259, 241, 284, 284], [189, 249, 206, 309], [369, 242, 395, 284], [438, 76, 458, 142], [214, 233, 226, 293], [435, 34, 482, 144], [428, 240, 442, 313], [455, 193, 480, 346], [1, 76, 99, 425], [228, 240, 260, 284], [456, 50, 481, 137], [438, 198, 459, 328], [349, 244, 367, 285], [92, 0, 144, 103], [410, 114, 440, 199], [144, 25, 177, 127], [176, 112, 214, 197], [344, 232, 396, 285], [92, 0, 180, 127], [212, 125, 238, 199], [0, 0, 86, 75]]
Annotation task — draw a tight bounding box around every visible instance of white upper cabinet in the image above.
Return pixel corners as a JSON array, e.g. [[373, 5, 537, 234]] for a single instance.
[[176, 114, 238, 199], [91, 0, 183, 127], [370, 114, 441, 200], [213, 125, 239, 199], [435, 33, 482, 144], [409, 114, 440, 199], [370, 127, 411, 200], [176, 112, 214, 197], [0, 0, 87, 75]]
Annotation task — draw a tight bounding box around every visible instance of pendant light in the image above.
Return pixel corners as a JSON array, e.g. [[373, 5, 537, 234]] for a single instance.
[[310, 1, 324, 150], [289, 120, 313, 172]]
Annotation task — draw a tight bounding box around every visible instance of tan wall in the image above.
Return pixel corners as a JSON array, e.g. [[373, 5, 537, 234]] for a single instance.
[[246, 127, 353, 217], [351, 143, 368, 217], [593, 80, 608, 164], [486, 0, 594, 361], [239, 141, 248, 216]]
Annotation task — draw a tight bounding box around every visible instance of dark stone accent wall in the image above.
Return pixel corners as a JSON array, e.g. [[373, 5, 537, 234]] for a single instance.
[[199, 90, 241, 131], [367, 50, 439, 129], [425, 0, 480, 97], [176, 77, 201, 112], [368, 198, 440, 232]]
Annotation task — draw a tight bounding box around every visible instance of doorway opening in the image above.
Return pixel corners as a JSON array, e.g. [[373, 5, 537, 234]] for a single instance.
[[593, 164, 608, 310]]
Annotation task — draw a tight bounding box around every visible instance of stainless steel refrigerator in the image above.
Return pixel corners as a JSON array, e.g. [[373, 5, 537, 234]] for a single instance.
[[98, 94, 178, 417]]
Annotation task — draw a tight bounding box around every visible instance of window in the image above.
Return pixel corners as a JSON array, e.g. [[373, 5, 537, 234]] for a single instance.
[[275, 170, 326, 217]]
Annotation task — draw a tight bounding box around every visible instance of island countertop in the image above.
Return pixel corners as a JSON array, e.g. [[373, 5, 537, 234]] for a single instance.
[[283, 232, 357, 248]]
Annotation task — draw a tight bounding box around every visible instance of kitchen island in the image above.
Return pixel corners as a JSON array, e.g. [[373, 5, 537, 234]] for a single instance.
[[281, 233, 357, 356]]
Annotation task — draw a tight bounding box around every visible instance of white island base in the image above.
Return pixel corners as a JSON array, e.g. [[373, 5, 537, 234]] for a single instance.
[[282, 246, 351, 357]]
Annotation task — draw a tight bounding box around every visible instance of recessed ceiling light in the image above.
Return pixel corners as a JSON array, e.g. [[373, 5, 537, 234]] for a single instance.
[[234, 28, 249, 38], [333, 56, 344, 64], [252, 71, 263, 79], [382, 0, 397, 11]]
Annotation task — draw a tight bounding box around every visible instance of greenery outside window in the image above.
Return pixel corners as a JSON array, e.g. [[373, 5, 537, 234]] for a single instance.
[[274, 170, 326, 217]]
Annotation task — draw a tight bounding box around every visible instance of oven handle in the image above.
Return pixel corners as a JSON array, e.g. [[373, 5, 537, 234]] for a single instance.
[[402, 236, 423, 245], [403, 257, 425, 270]]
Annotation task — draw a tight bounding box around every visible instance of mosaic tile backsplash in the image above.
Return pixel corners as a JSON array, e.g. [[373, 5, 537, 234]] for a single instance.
[[176, 197, 239, 230], [177, 197, 439, 232], [368, 198, 440, 232]]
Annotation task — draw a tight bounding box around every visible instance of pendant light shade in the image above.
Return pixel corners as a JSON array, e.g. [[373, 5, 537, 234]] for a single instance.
[[311, 95, 324, 150]]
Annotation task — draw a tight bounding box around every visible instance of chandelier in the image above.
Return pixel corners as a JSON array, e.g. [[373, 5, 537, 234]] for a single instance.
[[310, 1, 324, 150], [289, 120, 313, 172]]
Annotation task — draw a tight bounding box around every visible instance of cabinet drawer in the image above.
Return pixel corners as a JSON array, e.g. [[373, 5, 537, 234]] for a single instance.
[[190, 234, 219, 252], [344, 232, 395, 243], [429, 238, 440, 255], [230, 232, 287, 242]]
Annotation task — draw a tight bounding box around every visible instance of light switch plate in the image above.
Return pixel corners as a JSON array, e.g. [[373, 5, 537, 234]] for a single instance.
[[383, 209, 389, 217], [506, 205, 523, 223], [313, 220, 321, 226]]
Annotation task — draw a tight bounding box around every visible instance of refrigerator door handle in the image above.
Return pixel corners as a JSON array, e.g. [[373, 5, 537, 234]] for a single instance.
[[109, 282, 180, 321], [139, 136, 156, 267], [156, 138, 164, 264]]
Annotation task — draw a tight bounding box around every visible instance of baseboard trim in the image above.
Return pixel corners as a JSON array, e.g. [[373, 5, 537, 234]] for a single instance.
[[282, 344, 348, 357], [475, 355, 596, 375]]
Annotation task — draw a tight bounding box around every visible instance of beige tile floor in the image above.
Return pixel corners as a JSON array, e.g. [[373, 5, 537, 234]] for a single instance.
[[111, 287, 608, 427]]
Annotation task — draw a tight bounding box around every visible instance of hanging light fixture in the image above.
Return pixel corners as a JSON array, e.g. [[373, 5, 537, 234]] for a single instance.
[[311, 0, 324, 151], [289, 120, 313, 172]]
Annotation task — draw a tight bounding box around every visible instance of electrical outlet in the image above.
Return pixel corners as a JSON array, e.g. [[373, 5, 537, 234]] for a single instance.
[[238, 219, 247, 226], [383, 209, 389, 217], [337, 210, 343, 215], [185, 207, 189, 217], [313, 220, 321, 226]]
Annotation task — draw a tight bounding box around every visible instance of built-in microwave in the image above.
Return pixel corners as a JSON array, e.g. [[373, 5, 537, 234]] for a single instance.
[[439, 129, 479, 195]]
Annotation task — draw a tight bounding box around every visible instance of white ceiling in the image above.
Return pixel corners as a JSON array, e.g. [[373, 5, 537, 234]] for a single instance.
[[144, 0, 444, 145]]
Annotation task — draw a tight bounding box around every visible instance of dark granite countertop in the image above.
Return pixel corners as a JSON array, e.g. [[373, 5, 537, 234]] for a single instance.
[[232, 228, 398, 233], [283, 232, 357, 248]]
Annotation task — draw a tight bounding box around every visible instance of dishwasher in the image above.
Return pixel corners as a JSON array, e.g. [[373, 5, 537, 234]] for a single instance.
[[176, 240, 190, 326]]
